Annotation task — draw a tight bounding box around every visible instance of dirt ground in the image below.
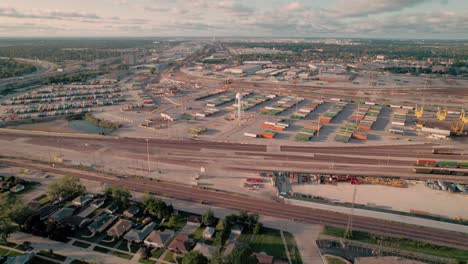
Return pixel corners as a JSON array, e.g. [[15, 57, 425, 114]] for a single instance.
[[292, 182, 468, 219]]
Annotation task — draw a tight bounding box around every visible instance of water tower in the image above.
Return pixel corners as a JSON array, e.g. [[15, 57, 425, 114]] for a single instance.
[[236, 93, 243, 120]]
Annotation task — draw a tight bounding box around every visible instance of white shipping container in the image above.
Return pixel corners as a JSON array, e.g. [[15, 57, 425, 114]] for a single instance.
[[244, 132, 258, 138]]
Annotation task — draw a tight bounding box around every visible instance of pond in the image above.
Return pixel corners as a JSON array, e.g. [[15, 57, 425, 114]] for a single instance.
[[68, 120, 109, 134]]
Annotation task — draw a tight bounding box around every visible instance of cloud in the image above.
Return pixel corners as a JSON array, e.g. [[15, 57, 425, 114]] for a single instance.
[[284, 2, 304, 12], [322, 0, 427, 18], [216, 1, 254, 16], [0, 6, 102, 20]]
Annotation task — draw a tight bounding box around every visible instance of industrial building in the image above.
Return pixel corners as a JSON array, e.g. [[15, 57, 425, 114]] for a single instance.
[[123, 53, 137, 65], [224, 65, 262, 75]]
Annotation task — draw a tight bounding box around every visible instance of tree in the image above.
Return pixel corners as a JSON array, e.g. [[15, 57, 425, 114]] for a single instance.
[[213, 231, 225, 247], [167, 215, 177, 229], [224, 247, 258, 264], [142, 194, 168, 219], [0, 194, 25, 242], [181, 251, 208, 264], [47, 176, 86, 201], [202, 209, 216, 227], [210, 250, 224, 264], [105, 187, 131, 208], [253, 222, 262, 235]]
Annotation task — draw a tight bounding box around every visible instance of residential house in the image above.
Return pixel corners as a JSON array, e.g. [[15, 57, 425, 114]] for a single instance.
[[231, 224, 244, 235], [193, 242, 216, 258], [77, 197, 105, 218], [105, 202, 119, 214], [124, 222, 157, 243], [88, 213, 117, 233], [39, 204, 59, 221], [123, 205, 140, 218], [48, 207, 75, 223], [64, 216, 90, 231], [202, 227, 215, 240], [72, 195, 93, 207], [253, 253, 274, 264], [107, 219, 133, 238], [168, 234, 193, 253], [10, 184, 25, 193], [144, 229, 175, 248]]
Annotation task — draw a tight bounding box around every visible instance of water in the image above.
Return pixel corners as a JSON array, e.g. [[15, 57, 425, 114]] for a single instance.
[[68, 120, 108, 134]]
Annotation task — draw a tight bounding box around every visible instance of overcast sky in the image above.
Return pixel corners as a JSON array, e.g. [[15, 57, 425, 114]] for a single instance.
[[0, 0, 467, 39]]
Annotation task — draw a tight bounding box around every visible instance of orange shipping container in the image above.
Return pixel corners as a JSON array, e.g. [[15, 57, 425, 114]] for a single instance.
[[260, 133, 275, 139], [319, 117, 332, 124], [357, 125, 372, 130], [261, 124, 285, 131], [352, 133, 368, 140]]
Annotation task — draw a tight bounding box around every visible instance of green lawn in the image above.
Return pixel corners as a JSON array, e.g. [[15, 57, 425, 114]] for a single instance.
[[37, 250, 67, 261], [283, 231, 303, 264], [190, 227, 205, 241], [112, 251, 133, 260], [238, 228, 287, 261], [93, 246, 110, 254], [139, 258, 156, 264], [161, 215, 187, 232], [117, 242, 140, 253], [164, 251, 174, 263], [73, 241, 91, 249], [325, 256, 347, 264], [98, 236, 120, 247], [322, 226, 468, 261], [0, 248, 10, 256], [151, 248, 164, 259]]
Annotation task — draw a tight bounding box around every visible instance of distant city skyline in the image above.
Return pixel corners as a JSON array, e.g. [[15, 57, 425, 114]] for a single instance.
[[0, 0, 467, 39]]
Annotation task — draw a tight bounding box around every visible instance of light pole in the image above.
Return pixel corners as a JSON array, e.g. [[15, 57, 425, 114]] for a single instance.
[[145, 138, 150, 173]]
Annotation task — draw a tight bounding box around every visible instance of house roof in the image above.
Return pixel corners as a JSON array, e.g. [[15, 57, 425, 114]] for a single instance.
[[124, 205, 140, 216], [193, 242, 216, 258], [253, 253, 274, 264], [88, 213, 116, 231], [10, 184, 25, 192], [49, 207, 75, 222], [72, 194, 93, 205], [168, 234, 191, 252], [64, 216, 87, 228], [39, 204, 59, 220], [144, 229, 175, 246], [202, 227, 215, 237], [107, 219, 133, 237], [124, 222, 157, 242], [106, 202, 119, 213], [90, 198, 105, 207]]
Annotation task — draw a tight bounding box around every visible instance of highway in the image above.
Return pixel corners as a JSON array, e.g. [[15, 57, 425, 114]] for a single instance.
[[2, 157, 468, 250]]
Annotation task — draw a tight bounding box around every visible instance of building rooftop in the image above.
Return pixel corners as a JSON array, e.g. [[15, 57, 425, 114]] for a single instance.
[[107, 219, 133, 238], [124, 222, 157, 242], [49, 207, 75, 222]]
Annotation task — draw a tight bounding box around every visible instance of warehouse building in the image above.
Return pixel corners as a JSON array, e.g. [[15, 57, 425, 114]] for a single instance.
[[224, 65, 262, 75]]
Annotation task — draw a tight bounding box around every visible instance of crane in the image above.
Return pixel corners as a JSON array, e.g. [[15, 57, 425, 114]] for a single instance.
[[414, 105, 424, 118], [436, 107, 448, 121]]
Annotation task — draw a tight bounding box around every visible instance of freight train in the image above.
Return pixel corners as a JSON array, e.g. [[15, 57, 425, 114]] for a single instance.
[[415, 159, 468, 168], [431, 148, 462, 155], [412, 167, 468, 176]]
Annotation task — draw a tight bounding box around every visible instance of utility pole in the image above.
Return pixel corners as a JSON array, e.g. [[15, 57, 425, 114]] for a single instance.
[[345, 185, 357, 239], [145, 138, 150, 173]]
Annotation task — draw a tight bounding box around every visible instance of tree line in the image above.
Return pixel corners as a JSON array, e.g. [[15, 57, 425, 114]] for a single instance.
[[0, 58, 37, 79]]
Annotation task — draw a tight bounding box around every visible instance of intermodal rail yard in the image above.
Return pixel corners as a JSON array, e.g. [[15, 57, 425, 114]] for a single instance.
[[1, 38, 467, 264]]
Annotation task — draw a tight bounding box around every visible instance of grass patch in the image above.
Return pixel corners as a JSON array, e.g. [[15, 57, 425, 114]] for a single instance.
[[161, 215, 187, 232], [37, 250, 67, 261], [325, 256, 347, 264], [112, 251, 133, 260], [283, 232, 303, 264], [34, 194, 50, 205], [322, 226, 468, 261], [139, 258, 156, 264], [151, 248, 164, 259], [0, 240, 17, 247], [0, 248, 9, 256], [190, 227, 205, 241], [164, 251, 174, 263], [93, 246, 110, 254], [116, 242, 140, 253], [73, 241, 91, 249], [238, 228, 287, 261], [98, 236, 120, 247]]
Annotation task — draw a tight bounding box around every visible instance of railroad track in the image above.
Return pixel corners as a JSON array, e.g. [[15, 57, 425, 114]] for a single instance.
[[2, 158, 468, 250]]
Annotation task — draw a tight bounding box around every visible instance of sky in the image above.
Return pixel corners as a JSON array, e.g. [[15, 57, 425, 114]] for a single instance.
[[0, 0, 467, 39]]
